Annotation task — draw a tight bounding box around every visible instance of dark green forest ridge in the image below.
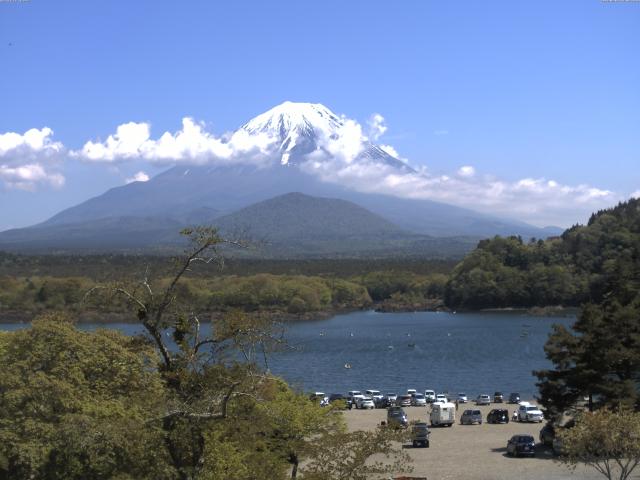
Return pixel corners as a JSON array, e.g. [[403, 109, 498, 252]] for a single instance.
[[446, 198, 640, 309], [0, 198, 638, 319]]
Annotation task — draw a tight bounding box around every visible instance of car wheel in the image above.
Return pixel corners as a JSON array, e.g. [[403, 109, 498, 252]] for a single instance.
[[426, 441, 430, 448]]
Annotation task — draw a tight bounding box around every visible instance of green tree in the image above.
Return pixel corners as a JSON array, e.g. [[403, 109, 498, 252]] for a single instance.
[[556, 409, 640, 480], [0, 313, 172, 480], [299, 425, 412, 480], [535, 298, 640, 421]]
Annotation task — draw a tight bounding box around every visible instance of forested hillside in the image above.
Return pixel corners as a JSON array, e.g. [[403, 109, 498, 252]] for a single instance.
[[445, 198, 640, 309]]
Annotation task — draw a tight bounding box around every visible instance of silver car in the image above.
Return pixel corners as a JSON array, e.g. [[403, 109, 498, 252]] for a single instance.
[[460, 409, 483, 425]]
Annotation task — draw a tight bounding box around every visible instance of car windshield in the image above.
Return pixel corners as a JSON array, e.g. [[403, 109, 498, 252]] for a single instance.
[[526, 406, 539, 411], [473, 410, 481, 415], [458, 393, 466, 396], [414, 394, 424, 399], [387, 393, 396, 396], [518, 436, 534, 442], [463, 410, 472, 415]]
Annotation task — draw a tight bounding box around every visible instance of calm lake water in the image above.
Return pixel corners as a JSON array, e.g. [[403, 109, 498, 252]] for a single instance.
[[1, 310, 574, 399]]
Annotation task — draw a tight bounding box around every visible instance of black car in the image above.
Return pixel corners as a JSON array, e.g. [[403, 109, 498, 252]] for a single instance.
[[487, 408, 510, 424], [328, 393, 347, 406], [374, 396, 390, 409], [539, 423, 555, 446], [387, 406, 408, 428], [508, 392, 521, 404], [506, 434, 536, 457], [411, 422, 430, 448], [493, 391, 504, 403]]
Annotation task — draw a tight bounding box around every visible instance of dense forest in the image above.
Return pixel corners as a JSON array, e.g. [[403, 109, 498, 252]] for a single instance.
[[1, 199, 639, 319], [445, 198, 640, 309], [0, 266, 449, 321]]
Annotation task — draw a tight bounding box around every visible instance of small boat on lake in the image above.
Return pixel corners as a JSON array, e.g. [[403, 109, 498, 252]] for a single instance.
[[344, 363, 352, 369]]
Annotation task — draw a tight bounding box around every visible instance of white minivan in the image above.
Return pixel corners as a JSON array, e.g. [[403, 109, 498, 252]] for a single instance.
[[424, 390, 436, 403]]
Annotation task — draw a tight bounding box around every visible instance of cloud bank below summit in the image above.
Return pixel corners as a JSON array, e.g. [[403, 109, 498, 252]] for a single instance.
[[0, 107, 626, 226]]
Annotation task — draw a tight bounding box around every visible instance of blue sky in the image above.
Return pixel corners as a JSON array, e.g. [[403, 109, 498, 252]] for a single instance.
[[0, 0, 638, 230]]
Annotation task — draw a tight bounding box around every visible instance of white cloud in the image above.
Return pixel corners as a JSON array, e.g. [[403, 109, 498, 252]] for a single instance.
[[631, 190, 640, 199], [367, 113, 387, 141], [457, 165, 475, 177], [74, 117, 276, 165], [0, 164, 65, 191], [0, 127, 65, 190], [5, 110, 620, 226], [125, 171, 150, 184], [301, 156, 616, 227]]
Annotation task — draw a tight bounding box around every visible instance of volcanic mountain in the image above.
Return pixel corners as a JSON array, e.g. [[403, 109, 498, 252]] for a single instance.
[[0, 102, 560, 256]]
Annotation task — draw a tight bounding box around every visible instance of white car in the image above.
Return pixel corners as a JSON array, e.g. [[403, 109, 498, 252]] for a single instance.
[[518, 404, 544, 422], [407, 389, 417, 396], [356, 396, 375, 409], [475, 394, 491, 405], [435, 393, 448, 403], [457, 393, 468, 403], [365, 389, 384, 402], [424, 390, 436, 403], [411, 393, 427, 406], [348, 391, 364, 408]]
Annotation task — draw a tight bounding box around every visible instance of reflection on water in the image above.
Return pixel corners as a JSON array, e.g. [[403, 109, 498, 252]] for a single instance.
[[1, 310, 573, 399]]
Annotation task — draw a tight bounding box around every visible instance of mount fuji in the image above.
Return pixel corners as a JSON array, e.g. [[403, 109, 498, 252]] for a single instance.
[[0, 102, 560, 256]]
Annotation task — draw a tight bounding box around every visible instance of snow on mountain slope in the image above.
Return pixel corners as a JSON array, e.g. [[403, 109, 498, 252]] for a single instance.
[[238, 101, 413, 171]]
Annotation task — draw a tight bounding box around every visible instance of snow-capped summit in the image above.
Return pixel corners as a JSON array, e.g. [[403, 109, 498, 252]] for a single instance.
[[239, 101, 413, 171], [241, 101, 343, 165]]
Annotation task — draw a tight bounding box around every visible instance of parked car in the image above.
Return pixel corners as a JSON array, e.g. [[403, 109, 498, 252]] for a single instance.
[[328, 393, 347, 407], [366, 390, 384, 403], [347, 391, 364, 409], [374, 396, 390, 409], [386, 393, 398, 404], [460, 409, 483, 425], [487, 409, 510, 424], [475, 394, 491, 405], [517, 404, 544, 422], [309, 392, 328, 406], [424, 390, 436, 403], [411, 422, 430, 448], [552, 436, 565, 456], [508, 392, 521, 404], [457, 393, 468, 403], [328, 393, 345, 402], [397, 395, 412, 407], [387, 406, 408, 428], [356, 396, 375, 409], [435, 393, 448, 403], [493, 392, 504, 403], [407, 389, 417, 396], [539, 423, 556, 446], [506, 434, 536, 457], [411, 393, 427, 406]]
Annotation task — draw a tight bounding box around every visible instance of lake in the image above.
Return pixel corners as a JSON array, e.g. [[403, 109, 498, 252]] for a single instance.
[[0, 310, 573, 399]]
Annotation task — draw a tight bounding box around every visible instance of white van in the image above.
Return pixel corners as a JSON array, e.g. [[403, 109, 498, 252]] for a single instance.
[[430, 401, 456, 427]]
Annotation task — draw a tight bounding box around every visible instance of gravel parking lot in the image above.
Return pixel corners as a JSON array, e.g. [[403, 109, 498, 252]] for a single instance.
[[342, 402, 602, 480]]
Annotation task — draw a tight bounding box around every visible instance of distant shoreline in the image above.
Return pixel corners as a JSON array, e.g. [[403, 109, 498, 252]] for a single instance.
[[0, 303, 578, 325]]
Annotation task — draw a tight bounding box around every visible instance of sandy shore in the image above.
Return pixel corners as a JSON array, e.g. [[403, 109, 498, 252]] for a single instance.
[[342, 402, 601, 480]]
